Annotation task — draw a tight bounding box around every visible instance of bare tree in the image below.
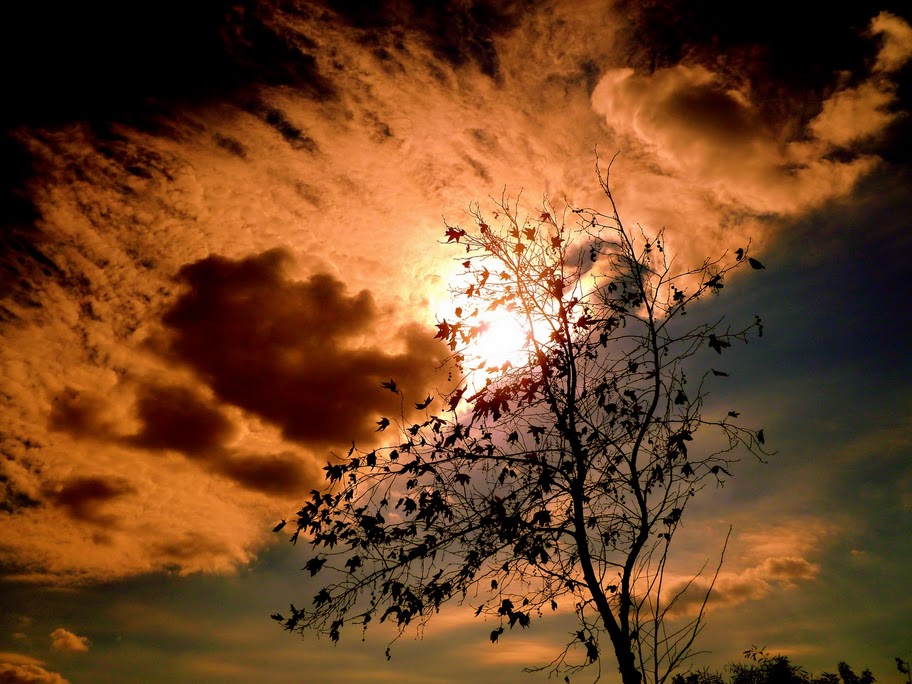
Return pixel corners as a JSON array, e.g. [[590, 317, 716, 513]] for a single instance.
[[275, 159, 770, 684]]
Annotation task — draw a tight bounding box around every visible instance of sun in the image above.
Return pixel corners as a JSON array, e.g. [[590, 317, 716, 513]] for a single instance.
[[468, 309, 532, 370]]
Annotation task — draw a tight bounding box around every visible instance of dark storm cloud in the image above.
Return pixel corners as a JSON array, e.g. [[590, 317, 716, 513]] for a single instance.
[[161, 248, 448, 448], [325, 0, 534, 79], [130, 384, 236, 456], [216, 452, 312, 496], [127, 384, 314, 495], [0, 1, 335, 131], [49, 382, 314, 497], [614, 0, 912, 136], [48, 476, 135, 525], [49, 389, 114, 439]]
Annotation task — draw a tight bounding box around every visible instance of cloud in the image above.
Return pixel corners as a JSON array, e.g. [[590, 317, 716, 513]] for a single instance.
[[128, 384, 236, 455], [589, 12, 911, 266], [49, 629, 89, 653], [0, 655, 43, 667], [591, 63, 878, 218], [160, 248, 449, 448], [870, 11, 912, 74], [48, 381, 317, 498], [46, 477, 135, 525], [809, 13, 912, 147], [0, 662, 69, 684], [664, 555, 820, 618]]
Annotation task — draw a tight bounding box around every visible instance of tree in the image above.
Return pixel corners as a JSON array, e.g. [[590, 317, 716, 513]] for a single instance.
[[275, 158, 770, 684], [674, 650, 876, 684]]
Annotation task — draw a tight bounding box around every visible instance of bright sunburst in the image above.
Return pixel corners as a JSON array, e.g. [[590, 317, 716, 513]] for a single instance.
[[470, 309, 531, 370]]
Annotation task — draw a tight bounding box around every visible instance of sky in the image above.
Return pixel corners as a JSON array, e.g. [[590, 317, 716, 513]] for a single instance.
[[1, 1, 910, 682]]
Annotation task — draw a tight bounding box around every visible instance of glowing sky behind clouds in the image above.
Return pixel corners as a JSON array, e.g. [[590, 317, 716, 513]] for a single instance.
[[1, 1, 910, 682]]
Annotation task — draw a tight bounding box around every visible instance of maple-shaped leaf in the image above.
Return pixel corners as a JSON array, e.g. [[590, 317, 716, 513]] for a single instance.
[[448, 387, 466, 412], [490, 626, 504, 643], [415, 395, 433, 410], [381, 378, 398, 394], [445, 226, 466, 243], [748, 257, 765, 270], [551, 235, 563, 248], [304, 556, 327, 576], [674, 389, 687, 405], [514, 243, 526, 254], [479, 222, 489, 233], [434, 320, 451, 341], [507, 431, 519, 444], [527, 425, 546, 442], [708, 334, 730, 354], [523, 227, 536, 240], [728, 411, 740, 418], [540, 212, 551, 222], [376, 417, 390, 431]]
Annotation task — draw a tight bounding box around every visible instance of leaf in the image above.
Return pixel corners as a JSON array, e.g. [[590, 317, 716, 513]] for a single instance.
[[708, 334, 730, 354], [445, 226, 465, 243], [304, 557, 327, 576], [381, 378, 398, 394], [748, 257, 765, 270], [448, 387, 466, 412], [757, 429, 765, 444], [490, 626, 504, 643], [376, 417, 390, 431], [711, 369, 729, 377], [415, 395, 433, 410], [272, 519, 287, 532], [674, 390, 687, 405], [434, 320, 450, 341], [585, 639, 599, 663], [728, 411, 740, 418], [735, 247, 744, 261]]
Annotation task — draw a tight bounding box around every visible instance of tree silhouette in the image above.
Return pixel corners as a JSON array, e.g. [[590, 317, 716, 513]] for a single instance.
[[674, 650, 876, 684], [275, 159, 770, 684]]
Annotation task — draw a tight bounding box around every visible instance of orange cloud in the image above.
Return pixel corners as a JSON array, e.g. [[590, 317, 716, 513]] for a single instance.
[[49, 628, 89, 653], [663, 554, 820, 618], [0, 661, 69, 684]]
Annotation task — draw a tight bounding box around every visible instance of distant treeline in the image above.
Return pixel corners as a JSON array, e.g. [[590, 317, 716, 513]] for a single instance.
[[673, 650, 912, 684]]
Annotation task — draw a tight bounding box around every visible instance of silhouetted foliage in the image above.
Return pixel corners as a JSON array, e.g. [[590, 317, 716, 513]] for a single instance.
[[896, 658, 911, 684], [674, 650, 876, 684], [276, 159, 770, 684]]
